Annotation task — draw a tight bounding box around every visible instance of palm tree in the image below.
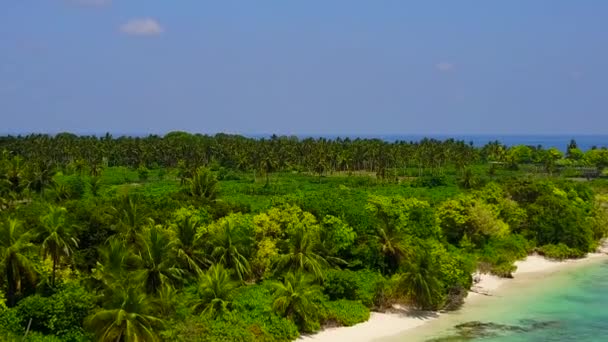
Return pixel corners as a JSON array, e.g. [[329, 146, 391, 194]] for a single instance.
[[171, 216, 209, 277], [0, 218, 37, 307], [210, 221, 251, 282], [38, 205, 79, 287], [396, 250, 444, 310], [271, 272, 322, 331], [85, 286, 163, 342], [92, 239, 134, 290], [114, 196, 153, 245], [274, 228, 331, 280], [133, 226, 184, 294], [186, 167, 219, 202], [191, 264, 238, 318]]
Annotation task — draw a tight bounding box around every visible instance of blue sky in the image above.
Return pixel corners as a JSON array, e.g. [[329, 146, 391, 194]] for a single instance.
[[1, 1, 607, 135]]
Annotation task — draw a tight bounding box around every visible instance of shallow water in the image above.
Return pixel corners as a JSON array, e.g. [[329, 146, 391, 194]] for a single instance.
[[380, 259, 608, 342]]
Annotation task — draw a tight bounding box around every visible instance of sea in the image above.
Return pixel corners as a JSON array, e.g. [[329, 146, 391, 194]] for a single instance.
[[380, 259, 608, 342]]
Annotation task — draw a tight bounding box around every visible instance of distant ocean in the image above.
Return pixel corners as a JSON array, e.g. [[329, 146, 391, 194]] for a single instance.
[[249, 134, 608, 152], [382, 259, 608, 342]]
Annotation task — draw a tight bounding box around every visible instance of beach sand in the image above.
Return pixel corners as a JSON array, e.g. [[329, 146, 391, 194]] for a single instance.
[[298, 247, 608, 342]]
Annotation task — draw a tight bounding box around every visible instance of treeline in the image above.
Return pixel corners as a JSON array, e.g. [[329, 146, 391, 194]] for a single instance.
[[2, 133, 607, 179], [0, 137, 607, 341]]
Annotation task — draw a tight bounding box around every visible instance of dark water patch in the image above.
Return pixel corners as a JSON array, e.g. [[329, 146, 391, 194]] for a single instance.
[[425, 319, 561, 342]]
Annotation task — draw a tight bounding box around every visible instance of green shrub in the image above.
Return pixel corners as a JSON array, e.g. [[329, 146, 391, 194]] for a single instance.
[[15, 284, 95, 337], [0, 308, 23, 336], [490, 262, 517, 278], [323, 269, 386, 308], [537, 243, 586, 260], [324, 300, 370, 327], [232, 284, 299, 342], [412, 174, 448, 188], [137, 165, 150, 181]]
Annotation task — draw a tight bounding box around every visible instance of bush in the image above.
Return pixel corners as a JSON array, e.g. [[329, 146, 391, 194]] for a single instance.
[[537, 243, 586, 260], [323, 269, 386, 308], [412, 174, 448, 188], [232, 284, 299, 342], [323, 300, 370, 327], [0, 308, 23, 336], [15, 284, 95, 337], [137, 165, 150, 181]]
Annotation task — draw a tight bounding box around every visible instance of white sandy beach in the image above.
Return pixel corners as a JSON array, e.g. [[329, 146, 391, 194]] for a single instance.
[[298, 247, 608, 342]]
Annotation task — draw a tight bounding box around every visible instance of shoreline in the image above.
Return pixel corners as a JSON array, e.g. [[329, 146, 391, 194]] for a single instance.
[[298, 250, 608, 342]]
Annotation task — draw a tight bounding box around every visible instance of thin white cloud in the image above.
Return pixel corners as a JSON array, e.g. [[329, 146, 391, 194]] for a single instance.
[[435, 62, 455, 72], [120, 18, 164, 36], [68, 0, 112, 7]]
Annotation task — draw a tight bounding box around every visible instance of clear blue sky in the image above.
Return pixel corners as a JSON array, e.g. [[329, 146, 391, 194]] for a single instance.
[[1, 1, 607, 135]]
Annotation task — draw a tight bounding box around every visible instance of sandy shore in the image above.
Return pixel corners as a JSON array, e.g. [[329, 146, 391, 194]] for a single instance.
[[298, 249, 608, 342]]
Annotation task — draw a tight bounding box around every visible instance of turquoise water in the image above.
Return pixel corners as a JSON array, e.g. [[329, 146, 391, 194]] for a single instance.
[[381, 259, 608, 342]]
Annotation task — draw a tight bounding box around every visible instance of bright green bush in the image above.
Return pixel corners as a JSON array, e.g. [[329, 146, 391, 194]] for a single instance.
[[232, 284, 299, 342], [537, 243, 586, 260], [324, 299, 370, 327], [137, 165, 150, 181]]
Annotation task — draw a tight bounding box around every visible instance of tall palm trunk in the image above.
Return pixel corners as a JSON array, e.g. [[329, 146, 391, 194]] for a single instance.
[[52, 253, 58, 287], [7, 265, 16, 307]]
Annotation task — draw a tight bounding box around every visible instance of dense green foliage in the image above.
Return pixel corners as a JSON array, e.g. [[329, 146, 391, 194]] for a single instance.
[[0, 134, 607, 341]]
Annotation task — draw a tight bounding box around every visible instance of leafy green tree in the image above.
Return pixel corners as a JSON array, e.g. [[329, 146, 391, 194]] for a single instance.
[[271, 272, 323, 332], [191, 264, 238, 318], [584, 148, 608, 171], [0, 218, 37, 307], [438, 196, 509, 247], [528, 191, 593, 252], [38, 206, 79, 287], [85, 286, 163, 342], [366, 196, 440, 273]]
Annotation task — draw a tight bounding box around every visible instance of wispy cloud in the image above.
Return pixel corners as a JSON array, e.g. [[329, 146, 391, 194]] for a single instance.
[[67, 0, 112, 7], [435, 62, 455, 72], [120, 18, 164, 36]]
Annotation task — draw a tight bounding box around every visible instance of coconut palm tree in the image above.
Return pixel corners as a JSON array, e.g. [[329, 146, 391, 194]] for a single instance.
[[92, 239, 135, 290], [85, 286, 163, 342], [114, 196, 153, 245], [171, 216, 209, 277], [396, 250, 444, 310], [274, 228, 330, 280], [186, 167, 219, 202], [38, 205, 79, 287], [191, 264, 238, 318], [210, 221, 251, 282], [0, 218, 37, 307], [271, 272, 322, 331], [133, 226, 184, 294]]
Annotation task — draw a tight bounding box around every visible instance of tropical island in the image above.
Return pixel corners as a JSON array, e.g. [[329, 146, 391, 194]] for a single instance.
[[1, 133, 607, 341]]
